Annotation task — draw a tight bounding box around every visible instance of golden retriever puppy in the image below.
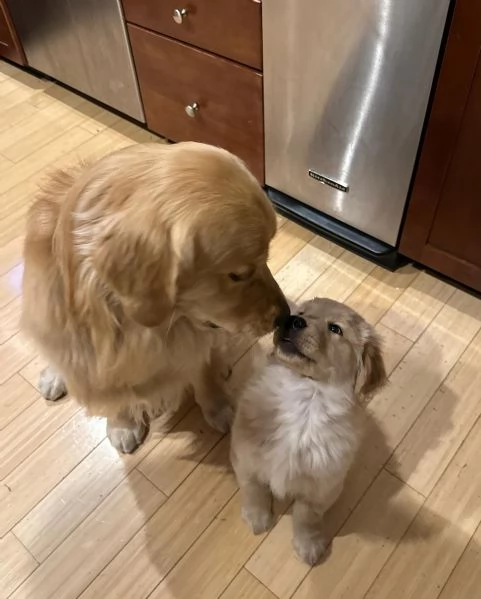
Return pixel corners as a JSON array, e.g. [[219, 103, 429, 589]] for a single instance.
[[22, 142, 289, 453], [231, 298, 386, 565]]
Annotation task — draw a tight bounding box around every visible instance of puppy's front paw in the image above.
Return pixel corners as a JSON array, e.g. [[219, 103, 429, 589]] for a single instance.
[[293, 534, 327, 566], [202, 403, 234, 434], [242, 506, 274, 535], [38, 367, 68, 401], [107, 422, 148, 454]]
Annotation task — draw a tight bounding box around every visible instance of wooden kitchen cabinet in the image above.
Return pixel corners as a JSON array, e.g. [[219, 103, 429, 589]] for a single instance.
[[123, 0, 265, 182], [0, 0, 26, 64], [122, 0, 262, 69], [128, 25, 264, 181], [400, 0, 481, 293]]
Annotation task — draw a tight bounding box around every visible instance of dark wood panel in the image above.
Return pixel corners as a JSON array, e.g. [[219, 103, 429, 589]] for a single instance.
[[0, 0, 26, 64], [400, 0, 481, 293], [429, 57, 481, 268], [122, 0, 262, 70], [128, 24, 264, 182]]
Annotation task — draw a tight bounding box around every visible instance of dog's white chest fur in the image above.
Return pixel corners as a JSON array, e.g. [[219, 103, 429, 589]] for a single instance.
[[234, 364, 362, 500]]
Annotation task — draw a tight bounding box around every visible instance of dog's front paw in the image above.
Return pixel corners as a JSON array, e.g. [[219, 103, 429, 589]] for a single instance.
[[293, 534, 327, 566], [202, 403, 234, 434], [107, 422, 148, 454], [242, 506, 274, 535], [38, 367, 68, 401]]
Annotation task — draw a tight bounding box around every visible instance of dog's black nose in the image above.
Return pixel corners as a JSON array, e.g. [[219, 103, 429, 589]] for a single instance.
[[274, 303, 291, 329], [286, 315, 307, 330]]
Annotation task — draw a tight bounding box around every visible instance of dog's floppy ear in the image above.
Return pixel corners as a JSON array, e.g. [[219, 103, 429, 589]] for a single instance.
[[358, 328, 387, 397], [94, 223, 178, 328]]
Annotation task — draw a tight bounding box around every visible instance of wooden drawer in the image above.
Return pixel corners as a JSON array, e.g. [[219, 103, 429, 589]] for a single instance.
[[128, 24, 264, 182], [122, 0, 261, 70], [0, 0, 25, 64]]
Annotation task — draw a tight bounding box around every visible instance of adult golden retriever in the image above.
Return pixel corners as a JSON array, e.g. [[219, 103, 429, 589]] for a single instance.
[[22, 142, 289, 453]]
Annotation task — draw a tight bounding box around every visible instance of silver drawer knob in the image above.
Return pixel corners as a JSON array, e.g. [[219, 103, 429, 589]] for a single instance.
[[173, 8, 188, 24], [185, 102, 199, 118]]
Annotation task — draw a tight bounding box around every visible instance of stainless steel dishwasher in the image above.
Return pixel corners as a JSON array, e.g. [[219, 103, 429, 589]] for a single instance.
[[8, 0, 144, 122], [263, 0, 452, 266]]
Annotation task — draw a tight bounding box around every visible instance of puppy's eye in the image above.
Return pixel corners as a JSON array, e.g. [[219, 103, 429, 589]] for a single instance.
[[328, 323, 343, 336], [228, 273, 242, 282]]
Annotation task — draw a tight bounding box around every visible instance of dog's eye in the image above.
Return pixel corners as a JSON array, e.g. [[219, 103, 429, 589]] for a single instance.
[[328, 323, 343, 336], [228, 269, 252, 282]]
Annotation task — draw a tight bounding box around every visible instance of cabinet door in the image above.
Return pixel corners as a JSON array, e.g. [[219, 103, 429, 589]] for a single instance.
[[400, 0, 481, 293], [128, 25, 264, 182], [0, 0, 26, 64]]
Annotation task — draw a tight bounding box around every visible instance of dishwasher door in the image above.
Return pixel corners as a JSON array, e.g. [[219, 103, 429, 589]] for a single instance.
[[9, 0, 144, 121], [263, 0, 451, 246]]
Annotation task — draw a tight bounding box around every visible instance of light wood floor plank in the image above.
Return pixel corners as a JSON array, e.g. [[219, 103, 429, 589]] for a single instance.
[[274, 235, 343, 302], [18, 356, 49, 390], [291, 470, 423, 599], [0, 373, 39, 430], [345, 264, 418, 325], [0, 207, 31, 247], [220, 569, 278, 599], [14, 438, 152, 561], [0, 333, 37, 386], [0, 263, 23, 309], [0, 63, 50, 92], [0, 411, 105, 536], [10, 471, 166, 599], [137, 406, 221, 496], [0, 98, 106, 164], [380, 272, 455, 341], [148, 492, 273, 599], [369, 290, 481, 452], [438, 521, 481, 599], [0, 533, 37, 598], [375, 324, 413, 379], [387, 328, 481, 496], [0, 296, 22, 343], [0, 84, 48, 115], [0, 181, 37, 225], [0, 153, 14, 172], [299, 251, 375, 303], [364, 415, 481, 599], [0, 126, 94, 197], [0, 98, 39, 132], [79, 438, 236, 599], [0, 398, 79, 480], [25, 82, 89, 112], [267, 220, 314, 274], [245, 509, 310, 599]]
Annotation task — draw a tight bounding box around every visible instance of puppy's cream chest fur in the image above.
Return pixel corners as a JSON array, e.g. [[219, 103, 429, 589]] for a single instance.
[[233, 364, 363, 500]]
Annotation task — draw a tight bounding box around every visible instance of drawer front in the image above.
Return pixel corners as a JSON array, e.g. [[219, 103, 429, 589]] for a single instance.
[[128, 24, 264, 181], [122, 0, 261, 70], [0, 0, 25, 64]]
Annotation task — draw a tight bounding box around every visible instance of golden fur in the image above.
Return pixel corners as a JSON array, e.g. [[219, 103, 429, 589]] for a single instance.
[[22, 142, 289, 452], [231, 298, 386, 564]]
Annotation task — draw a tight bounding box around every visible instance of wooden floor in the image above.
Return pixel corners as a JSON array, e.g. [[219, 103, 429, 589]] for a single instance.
[[1, 61, 480, 599]]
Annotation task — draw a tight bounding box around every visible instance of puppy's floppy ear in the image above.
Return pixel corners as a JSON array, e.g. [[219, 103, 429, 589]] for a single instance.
[[358, 328, 387, 397], [94, 223, 179, 328]]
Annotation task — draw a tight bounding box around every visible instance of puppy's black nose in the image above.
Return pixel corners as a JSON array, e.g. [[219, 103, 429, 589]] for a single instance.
[[286, 315, 307, 330]]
